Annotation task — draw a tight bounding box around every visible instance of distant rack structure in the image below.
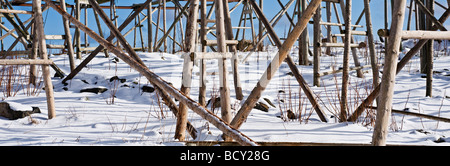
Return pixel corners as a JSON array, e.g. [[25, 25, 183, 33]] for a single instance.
[[0, 0, 448, 146]]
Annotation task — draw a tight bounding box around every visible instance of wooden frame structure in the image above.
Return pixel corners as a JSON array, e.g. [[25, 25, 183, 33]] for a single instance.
[[0, 0, 449, 146]]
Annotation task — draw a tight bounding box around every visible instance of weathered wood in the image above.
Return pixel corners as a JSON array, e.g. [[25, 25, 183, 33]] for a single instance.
[[372, 0, 407, 146], [340, 0, 352, 122], [366, 106, 450, 123], [313, 5, 321, 87], [364, 0, 380, 94], [199, 0, 207, 106], [0, 8, 32, 14], [203, 39, 238, 46], [223, 0, 243, 100], [75, 0, 81, 59], [184, 141, 424, 146], [44, 0, 257, 146], [230, 0, 327, 130], [0, 59, 53, 65], [33, 0, 55, 119], [175, 0, 199, 141], [215, 0, 232, 141], [147, 1, 153, 52], [379, 29, 450, 40], [318, 42, 360, 48]]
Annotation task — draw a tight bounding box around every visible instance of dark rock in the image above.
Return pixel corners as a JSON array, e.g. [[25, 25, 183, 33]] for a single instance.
[[434, 137, 446, 143], [109, 76, 126, 83], [80, 87, 108, 94], [287, 109, 297, 120], [253, 102, 269, 112], [0, 102, 41, 120], [141, 85, 155, 93], [206, 97, 221, 108]]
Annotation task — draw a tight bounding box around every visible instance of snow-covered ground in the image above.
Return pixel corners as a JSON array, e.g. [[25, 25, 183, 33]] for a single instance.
[[1, 40, 450, 146]]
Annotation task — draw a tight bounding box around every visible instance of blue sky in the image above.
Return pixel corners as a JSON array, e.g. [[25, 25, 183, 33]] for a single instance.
[[6, 0, 450, 51]]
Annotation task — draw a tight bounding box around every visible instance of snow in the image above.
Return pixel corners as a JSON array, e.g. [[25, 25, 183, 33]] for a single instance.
[[3, 101, 33, 111], [1, 40, 450, 146]]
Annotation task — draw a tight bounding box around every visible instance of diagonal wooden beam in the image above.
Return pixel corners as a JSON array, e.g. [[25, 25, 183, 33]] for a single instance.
[[414, 0, 447, 31]]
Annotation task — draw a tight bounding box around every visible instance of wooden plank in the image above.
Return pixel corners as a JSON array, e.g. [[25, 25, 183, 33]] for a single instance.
[[33, 0, 56, 120], [0, 59, 53, 65], [401, 31, 450, 40], [0, 9, 33, 14]]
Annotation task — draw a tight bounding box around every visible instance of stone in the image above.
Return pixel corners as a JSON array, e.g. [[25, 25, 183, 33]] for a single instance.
[[80, 87, 108, 94], [0, 102, 41, 120], [141, 85, 155, 93]]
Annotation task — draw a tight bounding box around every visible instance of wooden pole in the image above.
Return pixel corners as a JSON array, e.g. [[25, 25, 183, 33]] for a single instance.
[[364, 0, 380, 90], [44, 0, 257, 146], [148, 1, 153, 52], [340, 0, 351, 122], [300, 0, 309, 66], [75, 0, 81, 59], [215, 0, 232, 141], [326, 1, 331, 55], [425, 0, 434, 97], [60, 0, 75, 71], [33, 0, 55, 119], [313, 3, 321, 87], [175, 0, 199, 141], [372, 0, 407, 146], [223, 0, 243, 100], [199, 0, 207, 106]]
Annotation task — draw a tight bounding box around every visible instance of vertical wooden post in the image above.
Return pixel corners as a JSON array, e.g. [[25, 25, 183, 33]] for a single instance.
[[231, 0, 326, 129], [258, 0, 264, 51], [30, 16, 38, 85], [223, 0, 243, 100], [364, 0, 380, 89], [60, 0, 75, 71], [313, 4, 321, 87], [300, 0, 309, 66], [425, 0, 434, 97], [175, 0, 199, 141], [215, 0, 232, 141], [33, 0, 55, 119], [163, 0, 167, 52], [75, 0, 81, 59], [325, 1, 331, 55], [199, 0, 207, 106], [372, 0, 406, 146], [340, 0, 351, 122], [148, 1, 153, 52], [84, 6, 88, 48], [154, 0, 161, 51]]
